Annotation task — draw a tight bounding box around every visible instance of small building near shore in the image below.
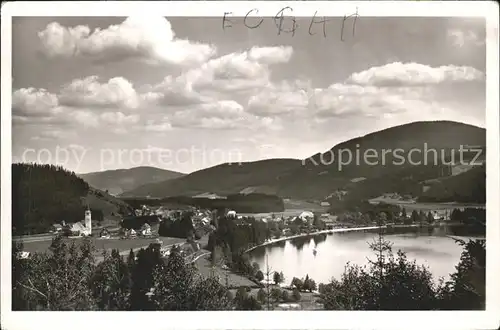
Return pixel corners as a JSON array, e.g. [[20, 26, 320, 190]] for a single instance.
[[51, 224, 63, 233]]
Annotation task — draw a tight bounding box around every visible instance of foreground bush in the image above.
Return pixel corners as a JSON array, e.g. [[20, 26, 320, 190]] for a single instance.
[[320, 235, 485, 310]]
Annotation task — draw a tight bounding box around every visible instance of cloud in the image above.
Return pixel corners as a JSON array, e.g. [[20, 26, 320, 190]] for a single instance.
[[12, 88, 60, 117], [71, 110, 100, 128], [144, 119, 173, 132], [31, 129, 77, 141], [179, 46, 293, 94], [100, 112, 140, 125], [347, 62, 485, 86], [248, 46, 293, 64], [447, 29, 485, 48], [170, 100, 246, 129], [244, 61, 483, 122], [38, 17, 216, 66], [142, 46, 295, 117], [59, 76, 140, 109], [247, 80, 311, 117], [141, 76, 211, 107]]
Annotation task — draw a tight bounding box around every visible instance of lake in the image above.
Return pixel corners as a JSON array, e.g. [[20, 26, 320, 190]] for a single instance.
[[250, 226, 478, 285]]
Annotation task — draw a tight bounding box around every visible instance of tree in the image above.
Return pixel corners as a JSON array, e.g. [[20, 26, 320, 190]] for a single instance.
[[281, 290, 290, 302], [273, 271, 283, 285], [127, 249, 135, 269], [307, 278, 317, 292], [234, 286, 248, 308], [401, 208, 407, 220], [257, 288, 267, 304], [303, 274, 311, 292], [12, 237, 97, 310], [411, 210, 419, 224], [151, 246, 231, 310], [251, 262, 260, 277], [419, 211, 426, 225], [313, 214, 325, 230], [437, 239, 485, 310], [292, 288, 301, 302], [237, 295, 262, 310], [291, 277, 303, 291], [427, 212, 434, 225], [255, 270, 264, 282], [90, 249, 131, 310], [302, 274, 317, 292], [271, 288, 282, 302], [321, 229, 438, 310]]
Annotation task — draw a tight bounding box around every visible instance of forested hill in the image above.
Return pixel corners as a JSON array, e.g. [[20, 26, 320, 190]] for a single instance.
[[12, 163, 133, 235], [79, 166, 185, 196]]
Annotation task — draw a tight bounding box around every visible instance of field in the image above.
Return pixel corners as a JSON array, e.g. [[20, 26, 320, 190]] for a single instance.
[[18, 236, 186, 254], [369, 198, 485, 211], [194, 255, 256, 288], [237, 199, 328, 220]]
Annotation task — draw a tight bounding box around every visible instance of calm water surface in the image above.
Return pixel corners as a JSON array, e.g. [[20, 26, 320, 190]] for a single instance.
[[250, 227, 473, 285]]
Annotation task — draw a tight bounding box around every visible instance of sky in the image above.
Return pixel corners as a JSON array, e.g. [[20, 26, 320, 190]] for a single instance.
[[11, 16, 486, 174]]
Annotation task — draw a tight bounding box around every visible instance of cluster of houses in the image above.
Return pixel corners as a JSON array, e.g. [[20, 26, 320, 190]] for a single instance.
[[50, 209, 93, 237], [119, 222, 153, 239]]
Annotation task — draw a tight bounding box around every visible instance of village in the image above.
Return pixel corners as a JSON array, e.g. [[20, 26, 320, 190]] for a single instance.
[[28, 198, 460, 262]]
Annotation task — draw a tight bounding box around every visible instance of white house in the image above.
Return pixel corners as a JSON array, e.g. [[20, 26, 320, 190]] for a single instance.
[[141, 223, 152, 237], [299, 211, 314, 224]]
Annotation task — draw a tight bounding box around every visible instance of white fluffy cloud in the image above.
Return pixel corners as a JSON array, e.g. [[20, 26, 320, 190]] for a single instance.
[[248, 46, 293, 64], [141, 76, 211, 107], [12, 79, 143, 134], [244, 62, 484, 122], [247, 80, 311, 117], [12, 88, 59, 117], [347, 62, 485, 86], [170, 100, 246, 129], [447, 29, 484, 48], [59, 76, 139, 109], [38, 17, 216, 66], [179, 46, 293, 94]]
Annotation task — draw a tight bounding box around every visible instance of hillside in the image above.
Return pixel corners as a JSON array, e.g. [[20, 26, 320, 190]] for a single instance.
[[275, 121, 486, 201], [79, 166, 184, 195], [12, 163, 133, 235], [121, 121, 486, 204], [121, 159, 301, 198], [418, 164, 486, 203]]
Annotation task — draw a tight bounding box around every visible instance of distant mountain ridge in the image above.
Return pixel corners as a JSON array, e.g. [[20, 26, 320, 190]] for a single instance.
[[121, 121, 486, 204], [120, 159, 301, 198], [79, 166, 185, 196]]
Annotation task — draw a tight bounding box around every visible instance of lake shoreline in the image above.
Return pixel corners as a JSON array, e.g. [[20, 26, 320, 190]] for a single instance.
[[244, 223, 474, 253]]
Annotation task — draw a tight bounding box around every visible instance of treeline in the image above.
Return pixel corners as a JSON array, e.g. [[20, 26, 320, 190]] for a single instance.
[[158, 211, 195, 239], [121, 193, 285, 213], [12, 238, 232, 311], [12, 163, 90, 235], [319, 237, 485, 310], [121, 215, 160, 230], [12, 234, 485, 311], [450, 208, 485, 235], [207, 215, 269, 275], [418, 165, 486, 203]]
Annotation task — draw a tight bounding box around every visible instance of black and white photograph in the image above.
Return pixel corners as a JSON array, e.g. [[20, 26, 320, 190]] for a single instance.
[[1, 1, 499, 329]]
